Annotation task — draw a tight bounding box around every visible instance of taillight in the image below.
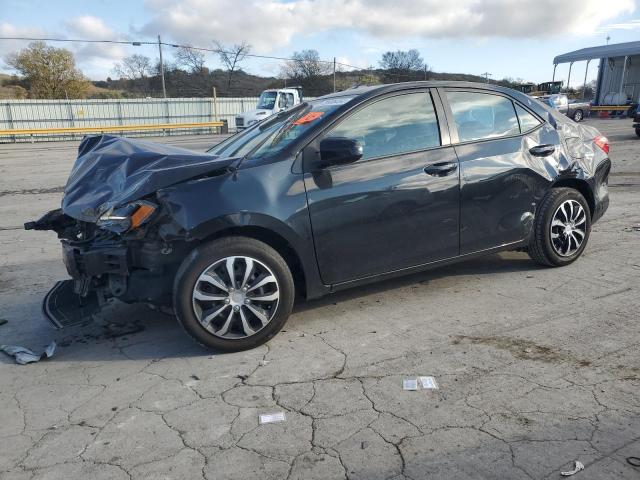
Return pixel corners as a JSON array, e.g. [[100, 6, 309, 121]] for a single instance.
[[594, 135, 610, 154]]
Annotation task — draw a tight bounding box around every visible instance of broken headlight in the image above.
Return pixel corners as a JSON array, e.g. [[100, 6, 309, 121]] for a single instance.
[[96, 201, 156, 233]]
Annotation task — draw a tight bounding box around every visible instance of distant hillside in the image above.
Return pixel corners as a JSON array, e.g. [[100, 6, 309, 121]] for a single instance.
[[0, 67, 522, 99]]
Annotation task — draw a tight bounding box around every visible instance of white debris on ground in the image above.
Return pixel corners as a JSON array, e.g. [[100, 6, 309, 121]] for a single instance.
[[1, 341, 56, 365], [561, 460, 585, 476], [259, 412, 287, 424]]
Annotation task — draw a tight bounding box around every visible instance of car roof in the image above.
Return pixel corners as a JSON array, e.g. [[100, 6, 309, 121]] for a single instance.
[[317, 81, 520, 100], [313, 81, 549, 121]]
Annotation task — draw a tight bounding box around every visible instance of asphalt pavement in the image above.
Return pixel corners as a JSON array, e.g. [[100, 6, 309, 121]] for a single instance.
[[0, 120, 638, 479]]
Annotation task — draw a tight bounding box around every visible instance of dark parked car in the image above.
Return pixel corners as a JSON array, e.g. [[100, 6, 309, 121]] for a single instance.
[[28, 82, 611, 352]]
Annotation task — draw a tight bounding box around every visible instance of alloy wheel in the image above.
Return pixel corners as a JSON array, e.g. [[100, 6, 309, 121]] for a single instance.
[[550, 200, 587, 257], [192, 256, 280, 339]]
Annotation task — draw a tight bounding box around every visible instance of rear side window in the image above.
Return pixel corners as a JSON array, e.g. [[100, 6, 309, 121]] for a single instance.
[[327, 92, 440, 161], [515, 104, 542, 132], [446, 91, 519, 142]]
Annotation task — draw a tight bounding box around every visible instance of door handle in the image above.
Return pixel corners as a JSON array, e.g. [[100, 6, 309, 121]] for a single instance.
[[529, 144, 556, 157], [424, 162, 458, 177]]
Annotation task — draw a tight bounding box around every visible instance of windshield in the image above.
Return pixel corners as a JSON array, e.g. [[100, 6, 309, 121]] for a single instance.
[[207, 95, 355, 160], [256, 91, 277, 110]]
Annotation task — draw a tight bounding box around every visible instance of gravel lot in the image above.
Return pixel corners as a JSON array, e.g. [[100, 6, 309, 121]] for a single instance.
[[1, 120, 639, 480]]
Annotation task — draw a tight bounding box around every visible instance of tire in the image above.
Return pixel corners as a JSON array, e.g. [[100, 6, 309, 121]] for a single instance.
[[528, 188, 591, 267], [635, 128, 640, 138], [572, 109, 583, 122], [173, 236, 295, 352]]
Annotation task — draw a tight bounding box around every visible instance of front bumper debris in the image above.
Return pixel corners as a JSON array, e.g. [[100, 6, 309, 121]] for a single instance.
[[43, 280, 101, 328]]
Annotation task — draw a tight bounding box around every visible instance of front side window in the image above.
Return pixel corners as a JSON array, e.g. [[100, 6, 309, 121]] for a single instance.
[[446, 91, 519, 142], [325, 92, 441, 161], [209, 95, 357, 160]]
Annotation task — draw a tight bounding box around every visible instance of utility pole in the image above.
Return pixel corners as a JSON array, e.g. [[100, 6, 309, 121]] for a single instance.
[[424, 65, 428, 81], [333, 57, 336, 93], [481, 72, 492, 83], [158, 34, 167, 98]]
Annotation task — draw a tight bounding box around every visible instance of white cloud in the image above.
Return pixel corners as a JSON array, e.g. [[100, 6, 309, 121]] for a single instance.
[[140, 0, 636, 52], [596, 18, 640, 32], [0, 22, 46, 66], [1, 17, 132, 79], [65, 15, 127, 62]]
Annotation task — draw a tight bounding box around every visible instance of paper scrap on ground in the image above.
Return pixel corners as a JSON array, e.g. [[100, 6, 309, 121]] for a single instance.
[[561, 460, 585, 476], [403, 378, 419, 391], [259, 412, 286, 424], [0, 341, 56, 365], [419, 376, 439, 390]]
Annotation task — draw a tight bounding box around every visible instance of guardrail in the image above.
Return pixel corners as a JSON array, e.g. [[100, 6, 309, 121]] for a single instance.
[[590, 106, 631, 111], [0, 121, 227, 139]]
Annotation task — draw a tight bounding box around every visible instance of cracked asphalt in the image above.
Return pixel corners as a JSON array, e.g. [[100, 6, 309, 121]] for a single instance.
[[1, 120, 639, 479]]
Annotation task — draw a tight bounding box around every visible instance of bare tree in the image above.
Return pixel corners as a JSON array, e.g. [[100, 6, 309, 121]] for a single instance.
[[281, 49, 330, 80], [113, 54, 152, 80], [379, 49, 426, 71], [175, 46, 206, 73], [213, 41, 251, 91]]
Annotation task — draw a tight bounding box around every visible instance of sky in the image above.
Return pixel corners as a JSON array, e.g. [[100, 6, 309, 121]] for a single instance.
[[1, 0, 640, 87]]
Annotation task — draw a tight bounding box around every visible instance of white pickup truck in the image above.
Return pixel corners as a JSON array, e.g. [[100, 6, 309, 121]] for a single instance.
[[235, 87, 303, 130]]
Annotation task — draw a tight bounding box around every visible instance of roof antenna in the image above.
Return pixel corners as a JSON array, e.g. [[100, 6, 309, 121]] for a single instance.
[[606, 35, 611, 45]]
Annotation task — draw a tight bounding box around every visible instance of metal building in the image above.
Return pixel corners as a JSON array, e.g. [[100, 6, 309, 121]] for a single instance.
[[553, 41, 640, 106]]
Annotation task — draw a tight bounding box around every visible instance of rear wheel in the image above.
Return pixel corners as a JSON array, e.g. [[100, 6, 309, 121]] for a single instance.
[[635, 127, 640, 138], [528, 188, 591, 267], [572, 109, 583, 122], [173, 237, 295, 352]]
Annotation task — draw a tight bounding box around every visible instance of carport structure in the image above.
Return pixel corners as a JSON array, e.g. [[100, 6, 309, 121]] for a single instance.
[[553, 40, 640, 106]]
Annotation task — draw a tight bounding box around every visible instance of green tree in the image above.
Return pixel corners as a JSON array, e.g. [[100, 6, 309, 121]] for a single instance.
[[6, 42, 91, 99]]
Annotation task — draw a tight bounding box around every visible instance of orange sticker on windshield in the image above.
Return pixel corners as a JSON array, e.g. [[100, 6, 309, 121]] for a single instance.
[[293, 111, 324, 125]]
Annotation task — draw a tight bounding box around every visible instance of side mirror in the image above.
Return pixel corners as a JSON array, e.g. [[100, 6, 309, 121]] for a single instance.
[[318, 137, 363, 168]]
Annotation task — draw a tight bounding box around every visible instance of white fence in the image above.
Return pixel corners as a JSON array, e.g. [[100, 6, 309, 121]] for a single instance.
[[0, 97, 261, 142]]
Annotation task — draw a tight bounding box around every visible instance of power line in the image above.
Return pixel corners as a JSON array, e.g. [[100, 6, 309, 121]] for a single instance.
[[0, 36, 154, 46], [0, 35, 431, 80]]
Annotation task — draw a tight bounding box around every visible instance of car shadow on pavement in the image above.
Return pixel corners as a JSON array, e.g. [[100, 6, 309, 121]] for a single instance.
[[1, 251, 540, 364], [294, 251, 540, 313]]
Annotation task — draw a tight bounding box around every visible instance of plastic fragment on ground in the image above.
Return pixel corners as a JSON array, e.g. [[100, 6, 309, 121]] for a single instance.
[[419, 376, 439, 389], [259, 412, 286, 424], [561, 460, 585, 476], [1, 341, 56, 365], [403, 378, 419, 391]]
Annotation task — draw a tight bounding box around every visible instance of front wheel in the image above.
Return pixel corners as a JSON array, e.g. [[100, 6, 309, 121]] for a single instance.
[[528, 188, 591, 267], [572, 109, 583, 122], [635, 127, 640, 138], [173, 237, 295, 352]]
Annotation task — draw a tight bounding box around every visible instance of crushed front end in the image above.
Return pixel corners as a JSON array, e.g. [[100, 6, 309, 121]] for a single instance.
[[26, 134, 237, 327], [26, 204, 189, 327]]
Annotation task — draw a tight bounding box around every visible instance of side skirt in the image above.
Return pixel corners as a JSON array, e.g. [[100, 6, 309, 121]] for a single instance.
[[328, 240, 528, 294]]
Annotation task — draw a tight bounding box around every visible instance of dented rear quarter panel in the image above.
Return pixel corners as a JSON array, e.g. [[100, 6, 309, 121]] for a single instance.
[[450, 88, 609, 254]]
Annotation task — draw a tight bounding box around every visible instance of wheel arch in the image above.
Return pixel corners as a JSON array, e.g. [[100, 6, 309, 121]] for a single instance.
[[550, 178, 595, 219], [201, 225, 309, 299]]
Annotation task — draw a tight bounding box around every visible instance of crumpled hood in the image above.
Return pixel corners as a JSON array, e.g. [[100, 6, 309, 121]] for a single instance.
[[62, 135, 237, 222]]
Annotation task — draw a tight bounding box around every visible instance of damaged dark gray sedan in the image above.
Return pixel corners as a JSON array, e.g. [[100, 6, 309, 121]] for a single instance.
[[27, 82, 611, 352]]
